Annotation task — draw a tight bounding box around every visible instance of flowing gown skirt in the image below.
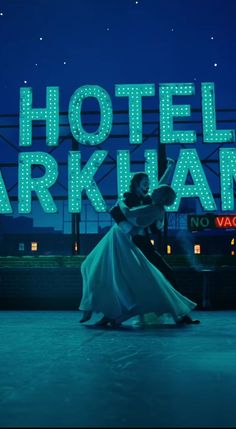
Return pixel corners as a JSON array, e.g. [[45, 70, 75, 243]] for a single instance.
[[79, 224, 197, 322]]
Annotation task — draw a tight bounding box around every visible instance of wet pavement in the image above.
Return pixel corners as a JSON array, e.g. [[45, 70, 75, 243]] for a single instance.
[[0, 310, 236, 427]]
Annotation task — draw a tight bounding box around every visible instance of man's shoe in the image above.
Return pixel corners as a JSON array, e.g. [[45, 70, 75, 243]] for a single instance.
[[80, 311, 92, 323], [110, 320, 122, 328], [178, 315, 200, 325], [94, 316, 121, 327], [94, 316, 110, 326]]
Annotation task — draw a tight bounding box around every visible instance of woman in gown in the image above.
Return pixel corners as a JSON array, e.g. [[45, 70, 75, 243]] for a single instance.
[[79, 182, 199, 327]]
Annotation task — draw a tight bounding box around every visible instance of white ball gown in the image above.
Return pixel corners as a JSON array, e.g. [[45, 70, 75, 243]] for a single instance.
[[79, 222, 197, 324]]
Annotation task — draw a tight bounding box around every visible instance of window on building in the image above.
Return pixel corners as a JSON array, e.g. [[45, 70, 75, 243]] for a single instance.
[[19, 243, 25, 251], [31, 242, 38, 252], [194, 244, 201, 254], [167, 244, 172, 254]]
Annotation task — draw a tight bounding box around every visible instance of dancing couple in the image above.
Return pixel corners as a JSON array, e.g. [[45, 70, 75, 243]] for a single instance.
[[79, 158, 200, 327]]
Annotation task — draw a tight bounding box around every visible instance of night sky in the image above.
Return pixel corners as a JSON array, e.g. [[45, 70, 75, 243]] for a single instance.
[[0, 0, 235, 232]]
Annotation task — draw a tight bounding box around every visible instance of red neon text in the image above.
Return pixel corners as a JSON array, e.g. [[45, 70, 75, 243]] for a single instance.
[[215, 216, 236, 228]]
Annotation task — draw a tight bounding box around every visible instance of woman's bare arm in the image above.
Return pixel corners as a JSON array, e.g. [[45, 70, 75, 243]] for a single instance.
[[158, 158, 175, 185]]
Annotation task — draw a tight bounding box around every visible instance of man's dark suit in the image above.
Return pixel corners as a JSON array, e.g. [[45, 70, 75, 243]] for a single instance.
[[110, 192, 178, 289]]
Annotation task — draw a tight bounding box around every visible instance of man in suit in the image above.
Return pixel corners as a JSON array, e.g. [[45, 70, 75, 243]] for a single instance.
[[109, 159, 200, 325], [110, 159, 176, 287]]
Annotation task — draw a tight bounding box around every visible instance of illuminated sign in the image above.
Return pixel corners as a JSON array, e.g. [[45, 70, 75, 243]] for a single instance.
[[188, 214, 236, 230], [0, 83, 235, 214], [215, 216, 236, 228]]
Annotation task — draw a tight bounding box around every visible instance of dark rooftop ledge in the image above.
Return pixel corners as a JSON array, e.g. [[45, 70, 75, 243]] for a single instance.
[[0, 255, 234, 269]]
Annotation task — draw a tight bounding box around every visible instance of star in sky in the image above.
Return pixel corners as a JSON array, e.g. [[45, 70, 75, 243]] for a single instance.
[[0, 0, 235, 233]]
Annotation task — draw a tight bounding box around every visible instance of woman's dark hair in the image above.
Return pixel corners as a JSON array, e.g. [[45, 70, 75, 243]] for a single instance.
[[129, 173, 148, 193]]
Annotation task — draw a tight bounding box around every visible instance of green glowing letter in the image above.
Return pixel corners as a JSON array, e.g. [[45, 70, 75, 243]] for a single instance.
[[18, 152, 58, 213], [19, 87, 59, 146], [202, 83, 235, 143], [169, 149, 216, 211], [0, 170, 12, 214], [69, 85, 113, 145], [115, 84, 155, 144], [159, 83, 196, 144], [68, 151, 107, 212], [220, 148, 236, 210]]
